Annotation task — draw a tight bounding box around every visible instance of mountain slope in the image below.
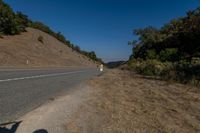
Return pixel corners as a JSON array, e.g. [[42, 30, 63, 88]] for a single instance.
[[0, 28, 96, 67]]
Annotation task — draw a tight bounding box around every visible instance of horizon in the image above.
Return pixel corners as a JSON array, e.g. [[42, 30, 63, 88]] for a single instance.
[[5, 0, 200, 62]]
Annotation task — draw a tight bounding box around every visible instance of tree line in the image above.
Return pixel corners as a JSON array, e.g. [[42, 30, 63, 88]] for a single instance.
[[128, 7, 200, 86], [0, 0, 102, 63], [129, 7, 200, 61]]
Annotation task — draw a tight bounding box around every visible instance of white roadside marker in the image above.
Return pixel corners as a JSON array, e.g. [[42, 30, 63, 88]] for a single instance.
[[100, 64, 104, 72]]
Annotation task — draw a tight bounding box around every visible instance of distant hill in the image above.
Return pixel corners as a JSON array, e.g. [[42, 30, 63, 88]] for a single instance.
[[106, 61, 126, 68]]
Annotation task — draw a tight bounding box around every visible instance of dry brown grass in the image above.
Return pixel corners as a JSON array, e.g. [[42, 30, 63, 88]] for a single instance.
[[0, 28, 95, 67], [66, 69, 200, 133]]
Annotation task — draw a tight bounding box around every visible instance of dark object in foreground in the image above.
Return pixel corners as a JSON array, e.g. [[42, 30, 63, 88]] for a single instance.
[[33, 129, 48, 133], [0, 121, 22, 133]]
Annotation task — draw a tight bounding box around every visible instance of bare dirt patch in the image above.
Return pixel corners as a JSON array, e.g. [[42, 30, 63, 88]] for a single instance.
[[66, 69, 200, 133]]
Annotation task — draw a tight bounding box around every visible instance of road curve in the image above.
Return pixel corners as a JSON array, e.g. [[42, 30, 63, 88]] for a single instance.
[[0, 67, 100, 123]]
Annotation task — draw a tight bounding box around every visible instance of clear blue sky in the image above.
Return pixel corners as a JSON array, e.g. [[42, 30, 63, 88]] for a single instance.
[[5, 0, 200, 62]]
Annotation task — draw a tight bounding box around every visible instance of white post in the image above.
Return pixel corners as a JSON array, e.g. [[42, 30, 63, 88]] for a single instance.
[[26, 60, 29, 65], [100, 64, 104, 72]]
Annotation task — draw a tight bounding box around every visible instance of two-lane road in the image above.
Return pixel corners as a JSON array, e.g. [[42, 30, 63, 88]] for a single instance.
[[0, 68, 100, 123]]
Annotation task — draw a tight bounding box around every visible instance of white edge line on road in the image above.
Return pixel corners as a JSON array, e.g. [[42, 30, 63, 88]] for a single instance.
[[0, 70, 89, 83], [0, 67, 94, 71]]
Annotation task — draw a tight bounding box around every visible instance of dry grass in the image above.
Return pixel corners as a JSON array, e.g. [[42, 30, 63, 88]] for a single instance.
[[66, 69, 200, 133], [0, 28, 95, 67]]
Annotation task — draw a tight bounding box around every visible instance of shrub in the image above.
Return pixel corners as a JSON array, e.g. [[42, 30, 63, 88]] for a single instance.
[[146, 49, 157, 59], [128, 57, 200, 86], [0, 32, 3, 38], [128, 59, 171, 76], [0, 0, 24, 35], [150, 59, 200, 85], [175, 59, 200, 82], [159, 48, 179, 62], [38, 36, 44, 43]]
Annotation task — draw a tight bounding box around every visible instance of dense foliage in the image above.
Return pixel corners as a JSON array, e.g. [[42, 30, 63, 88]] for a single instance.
[[0, 0, 24, 35], [129, 7, 200, 86], [0, 0, 102, 62]]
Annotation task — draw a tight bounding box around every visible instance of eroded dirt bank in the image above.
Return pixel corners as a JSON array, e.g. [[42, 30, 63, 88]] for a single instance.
[[5, 69, 200, 133]]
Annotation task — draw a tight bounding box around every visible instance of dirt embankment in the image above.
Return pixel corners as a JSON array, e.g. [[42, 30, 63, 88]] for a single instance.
[[0, 28, 96, 68], [66, 69, 200, 133]]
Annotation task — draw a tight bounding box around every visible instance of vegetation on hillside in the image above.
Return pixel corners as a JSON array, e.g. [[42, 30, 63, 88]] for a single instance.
[[128, 7, 200, 86], [106, 61, 126, 68], [0, 0, 102, 63], [0, 0, 26, 35]]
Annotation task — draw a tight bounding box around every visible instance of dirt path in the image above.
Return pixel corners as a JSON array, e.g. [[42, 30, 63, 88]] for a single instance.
[[2, 69, 200, 133]]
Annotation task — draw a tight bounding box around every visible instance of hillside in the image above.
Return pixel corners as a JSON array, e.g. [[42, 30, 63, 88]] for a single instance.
[[0, 28, 96, 67]]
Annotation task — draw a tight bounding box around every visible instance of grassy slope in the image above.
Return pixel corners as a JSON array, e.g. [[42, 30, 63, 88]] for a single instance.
[[0, 28, 96, 67]]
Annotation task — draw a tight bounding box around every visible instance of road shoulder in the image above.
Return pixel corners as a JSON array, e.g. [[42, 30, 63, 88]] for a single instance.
[[3, 69, 200, 133], [13, 83, 93, 133]]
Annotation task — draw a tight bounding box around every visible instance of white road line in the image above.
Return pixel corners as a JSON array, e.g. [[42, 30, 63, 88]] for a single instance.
[[0, 70, 88, 83], [0, 67, 92, 71]]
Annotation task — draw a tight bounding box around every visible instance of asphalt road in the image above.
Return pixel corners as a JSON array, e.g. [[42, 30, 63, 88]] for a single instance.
[[0, 67, 100, 124]]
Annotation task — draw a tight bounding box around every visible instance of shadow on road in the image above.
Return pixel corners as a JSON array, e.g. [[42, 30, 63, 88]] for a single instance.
[[0, 121, 22, 133], [33, 129, 48, 133], [0, 121, 48, 133]]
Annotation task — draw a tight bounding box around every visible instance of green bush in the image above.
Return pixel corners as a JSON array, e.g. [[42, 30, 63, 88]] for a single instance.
[[146, 49, 157, 59], [175, 59, 200, 82], [129, 59, 171, 76], [159, 48, 179, 62], [0, 1, 20, 35], [129, 59, 200, 86], [0, 32, 3, 38]]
